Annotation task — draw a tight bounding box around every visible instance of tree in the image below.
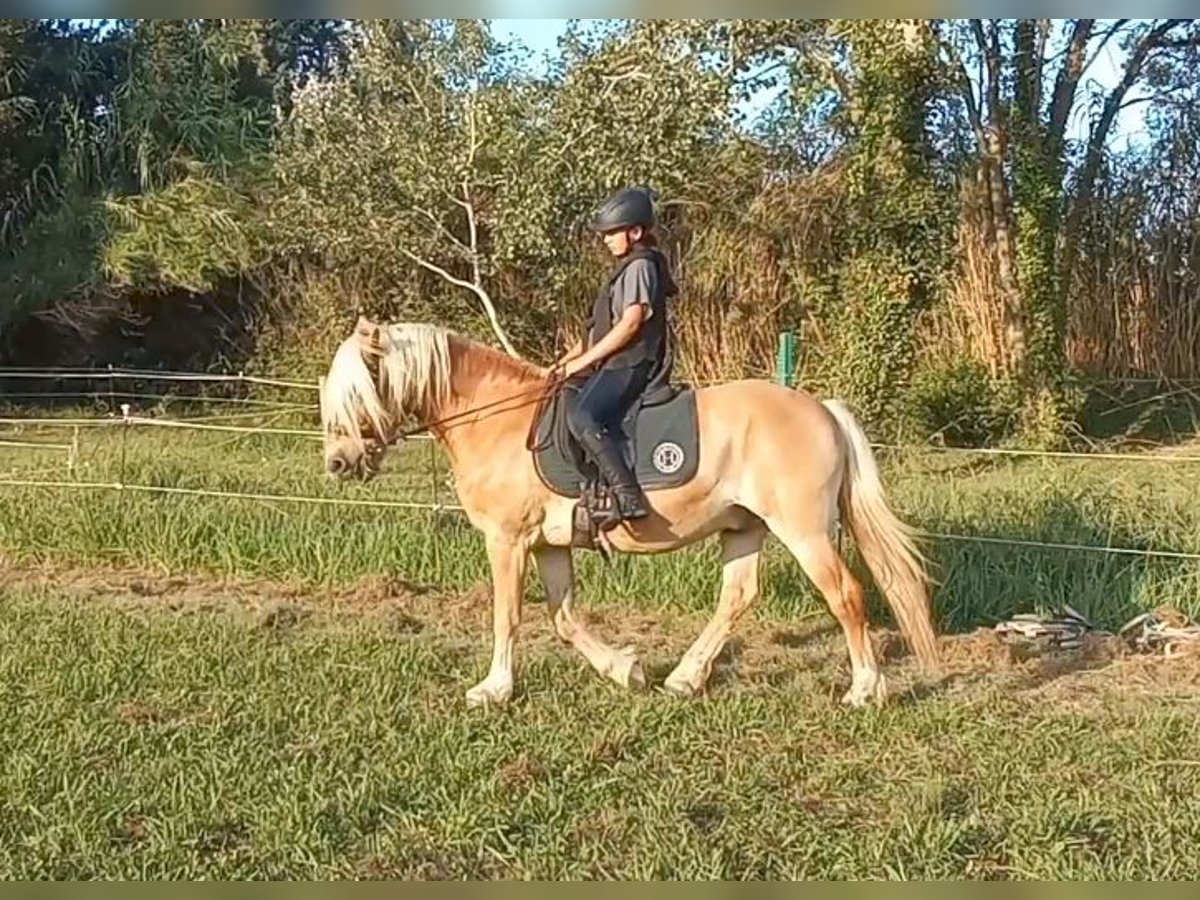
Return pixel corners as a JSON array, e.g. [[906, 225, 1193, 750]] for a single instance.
[[276, 20, 537, 354], [275, 19, 736, 358], [938, 18, 1200, 398]]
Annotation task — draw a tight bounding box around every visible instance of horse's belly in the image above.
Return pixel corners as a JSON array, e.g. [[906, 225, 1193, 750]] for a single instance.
[[606, 500, 756, 554]]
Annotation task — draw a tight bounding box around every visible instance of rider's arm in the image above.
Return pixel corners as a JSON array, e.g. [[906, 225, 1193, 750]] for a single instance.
[[555, 337, 584, 367], [566, 259, 655, 372], [566, 304, 645, 371]]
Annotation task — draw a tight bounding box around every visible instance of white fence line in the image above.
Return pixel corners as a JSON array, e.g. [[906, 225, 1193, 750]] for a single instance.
[[0, 389, 316, 410], [873, 443, 1200, 464], [4, 367, 1195, 393], [0, 415, 325, 440], [0, 477, 463, 512], [0, 367, 317, 391], [0, 439, 74, 451], [0, 475, 1194, 562], [2, 411, 1197, 462], [926, 531, 1200, 562], [0, 368, 1193, 563]]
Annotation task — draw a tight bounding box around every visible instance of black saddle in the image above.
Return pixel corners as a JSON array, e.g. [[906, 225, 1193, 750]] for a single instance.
[[529, 379, 701, 500]]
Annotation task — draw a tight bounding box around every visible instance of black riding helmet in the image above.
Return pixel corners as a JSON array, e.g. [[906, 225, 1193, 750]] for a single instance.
[[590, 186, 656, 233]]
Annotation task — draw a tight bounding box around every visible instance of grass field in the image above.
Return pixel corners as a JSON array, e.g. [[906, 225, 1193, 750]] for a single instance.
[[1, 403, 1199, 878]]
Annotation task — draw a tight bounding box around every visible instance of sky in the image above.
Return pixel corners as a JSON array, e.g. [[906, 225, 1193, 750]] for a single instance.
[[488, 18, 1151, 150], [70, 16, 1152, 150]]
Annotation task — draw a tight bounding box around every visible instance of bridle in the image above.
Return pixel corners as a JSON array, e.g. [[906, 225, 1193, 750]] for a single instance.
[[357, 349, 569, 449]]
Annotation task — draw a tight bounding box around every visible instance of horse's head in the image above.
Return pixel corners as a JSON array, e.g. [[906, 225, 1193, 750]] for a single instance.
[[319, 316, 454, 481], [319, 315, 393, 480]]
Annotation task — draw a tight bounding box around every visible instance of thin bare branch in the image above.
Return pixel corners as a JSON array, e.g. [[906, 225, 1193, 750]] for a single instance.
[[731, 57, 789, 86], [413, 205, 469, 255], [462, 182, 481, 286], [1033, 19, 1051, 113], [459, 90, 486, 311], [1061, 18, 1193, 305], [1082, 19, 1130, 74], [400, 248, 519, 358], [822, 56, 854, 109], [971, 19, 1004, 131], [404, 71, 433, 121], [601, 68, 651, 97], [464, 87, 481, 168], [941, 34, 985, 148]]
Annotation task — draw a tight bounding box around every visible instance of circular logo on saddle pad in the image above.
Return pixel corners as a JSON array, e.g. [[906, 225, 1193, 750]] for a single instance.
[[652, 441, 685, 475]]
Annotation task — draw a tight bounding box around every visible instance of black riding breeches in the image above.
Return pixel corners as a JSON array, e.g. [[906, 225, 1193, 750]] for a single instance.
[[564, 362, 652, 442]]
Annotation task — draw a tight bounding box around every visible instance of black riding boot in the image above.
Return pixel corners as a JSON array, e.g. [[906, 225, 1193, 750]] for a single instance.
[[577, 428, 649, 526]]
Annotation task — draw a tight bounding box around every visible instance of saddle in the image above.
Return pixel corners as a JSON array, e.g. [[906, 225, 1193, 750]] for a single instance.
[[528, 378, 700, 551]]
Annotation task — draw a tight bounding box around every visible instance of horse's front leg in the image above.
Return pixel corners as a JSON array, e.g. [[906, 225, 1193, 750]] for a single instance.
[[465, 533, 529, 708]]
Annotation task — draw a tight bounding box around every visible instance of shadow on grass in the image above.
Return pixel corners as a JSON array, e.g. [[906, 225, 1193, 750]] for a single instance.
[[1078, 379, 1200, 449], [918, 491, 1197, 635], [747, 488, 1198, 699]]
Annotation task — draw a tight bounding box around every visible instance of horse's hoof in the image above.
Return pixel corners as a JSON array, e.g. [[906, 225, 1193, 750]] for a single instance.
[[610, 647, 647, 691], [840, 688, 869, 708], [465, 679, 513, 708], [841, 672, 887, 708]]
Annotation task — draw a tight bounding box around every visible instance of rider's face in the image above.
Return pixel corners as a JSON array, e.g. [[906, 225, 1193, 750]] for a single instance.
[[602, 226, 642, 257]]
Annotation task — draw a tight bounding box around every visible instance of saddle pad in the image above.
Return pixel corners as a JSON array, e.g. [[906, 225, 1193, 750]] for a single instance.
[[531, 387, 701, 498]]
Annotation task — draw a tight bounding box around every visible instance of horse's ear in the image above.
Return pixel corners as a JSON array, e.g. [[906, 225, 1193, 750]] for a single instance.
[[354, 314, 381, 356]]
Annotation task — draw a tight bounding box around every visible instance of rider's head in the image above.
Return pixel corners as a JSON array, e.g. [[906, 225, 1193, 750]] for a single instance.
[[590, 186, 657, 258]]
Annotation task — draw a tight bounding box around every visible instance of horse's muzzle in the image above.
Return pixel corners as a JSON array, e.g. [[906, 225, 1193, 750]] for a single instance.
[[326, 450, 381, 482]]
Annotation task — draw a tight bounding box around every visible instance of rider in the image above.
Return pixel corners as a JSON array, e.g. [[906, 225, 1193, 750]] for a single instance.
[[554, 186, 678, 527]]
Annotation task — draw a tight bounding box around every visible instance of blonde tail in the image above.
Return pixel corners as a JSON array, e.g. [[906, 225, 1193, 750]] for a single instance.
[[822, 399, 940, 671]]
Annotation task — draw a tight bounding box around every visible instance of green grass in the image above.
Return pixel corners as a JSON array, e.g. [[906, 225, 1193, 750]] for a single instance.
[[1, 410, 1199, 879], [0, 582, 1198, 879], [0, 411, 1197, 631]]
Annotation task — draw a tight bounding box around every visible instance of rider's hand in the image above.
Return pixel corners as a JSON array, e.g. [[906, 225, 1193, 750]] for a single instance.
[[562, 356, 591, 379]]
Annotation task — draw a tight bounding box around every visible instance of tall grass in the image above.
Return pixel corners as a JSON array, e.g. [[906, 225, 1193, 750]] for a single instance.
[[1066, 165, 1200, 379], [929, 159, 1200, 382], [0, 419, 1197, 631]]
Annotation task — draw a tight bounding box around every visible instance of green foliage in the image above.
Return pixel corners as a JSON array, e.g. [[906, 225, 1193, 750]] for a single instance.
[[803, 22, 952, 427], [114, 19, 275, 192], [0, 19, 318, 344], [0, 189, 107, 337], [904, 356, 1008, 445], [1011, 381, 1086, 452], [0, 20, 123, 245], [102, 167, 272, 294], [272, 18, 734, 352], [0, 16, 1197, 432]]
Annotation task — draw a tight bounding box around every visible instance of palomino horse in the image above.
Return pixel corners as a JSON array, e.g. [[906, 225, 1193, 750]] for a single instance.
[[318, 316, 940, 707]]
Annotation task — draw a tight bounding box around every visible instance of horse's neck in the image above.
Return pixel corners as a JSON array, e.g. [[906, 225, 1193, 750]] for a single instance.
[[427, 336, 545, 463]]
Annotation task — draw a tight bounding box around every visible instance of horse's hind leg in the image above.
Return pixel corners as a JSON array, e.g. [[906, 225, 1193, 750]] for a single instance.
[[534, 546, 645, 691], [769, 521, 885, 707], [663, 525, 765, 697]]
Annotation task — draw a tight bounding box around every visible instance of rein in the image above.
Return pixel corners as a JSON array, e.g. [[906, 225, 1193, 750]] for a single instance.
[[364, 358, 568, 447], [394, 380, 564, 443]]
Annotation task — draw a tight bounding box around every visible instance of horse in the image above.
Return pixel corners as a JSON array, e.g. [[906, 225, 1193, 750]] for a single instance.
[[318, 315, 941, 708]]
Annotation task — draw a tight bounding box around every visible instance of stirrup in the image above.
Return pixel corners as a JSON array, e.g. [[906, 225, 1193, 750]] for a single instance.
[[572, 485, 616, 562]]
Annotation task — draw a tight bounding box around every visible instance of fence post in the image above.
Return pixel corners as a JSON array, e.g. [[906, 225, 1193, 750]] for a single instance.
[[776, 331, 797, 388]]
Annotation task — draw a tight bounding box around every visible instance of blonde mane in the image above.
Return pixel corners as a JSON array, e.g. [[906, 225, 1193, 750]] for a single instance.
[[320, 322, 453, 450]]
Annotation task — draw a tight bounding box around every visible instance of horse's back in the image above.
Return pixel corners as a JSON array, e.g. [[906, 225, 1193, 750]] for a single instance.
[[695, 377, 839, 431], [693, 377, 844, 471]]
